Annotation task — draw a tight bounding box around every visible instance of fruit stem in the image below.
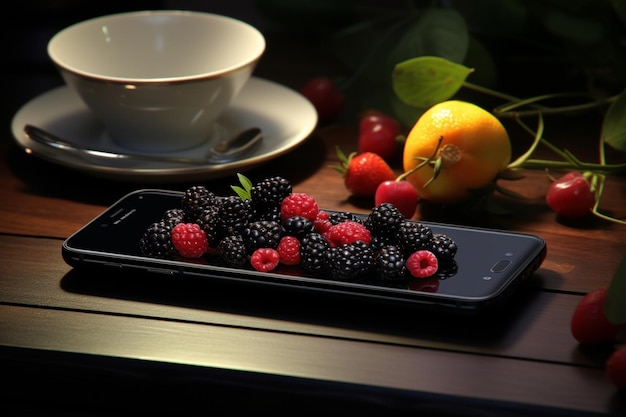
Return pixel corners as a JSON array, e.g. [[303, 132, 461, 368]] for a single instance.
[[493, 92, 616, 118], [396, 136, 443, 182], [514, 159, 626, 173], [506, 114, 626, 174]]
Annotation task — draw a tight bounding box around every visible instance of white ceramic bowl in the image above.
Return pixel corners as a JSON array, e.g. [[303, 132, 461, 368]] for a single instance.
[[48, 10, 265, 152]]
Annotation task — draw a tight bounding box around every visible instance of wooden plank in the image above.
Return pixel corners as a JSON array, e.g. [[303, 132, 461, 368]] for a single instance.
[[0, 235, 607, 367], [0, 304, 618, 416]]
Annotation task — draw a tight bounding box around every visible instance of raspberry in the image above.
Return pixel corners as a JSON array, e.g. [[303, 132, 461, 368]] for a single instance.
[[324, 220, 371, 247], [313, 210, 333, 234], [171, 223, 208, 258], [277, 236, 301, 265], [250, 248, 280, 272], [280, 192, 319, 222], [406, 250, 439, 278]]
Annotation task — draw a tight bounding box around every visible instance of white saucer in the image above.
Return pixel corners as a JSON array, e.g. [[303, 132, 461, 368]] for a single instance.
[[11, 77, 318, 183]]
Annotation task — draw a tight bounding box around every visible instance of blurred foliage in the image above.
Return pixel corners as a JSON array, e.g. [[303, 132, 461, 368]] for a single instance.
[[256, 0, 626, 126]]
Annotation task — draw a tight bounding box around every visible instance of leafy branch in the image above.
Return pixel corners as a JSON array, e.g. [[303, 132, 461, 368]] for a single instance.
[[392, 56, 626, 224]]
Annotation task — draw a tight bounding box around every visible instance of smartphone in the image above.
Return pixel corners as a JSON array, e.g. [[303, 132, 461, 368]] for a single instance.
[[62, 189, 547, 314]]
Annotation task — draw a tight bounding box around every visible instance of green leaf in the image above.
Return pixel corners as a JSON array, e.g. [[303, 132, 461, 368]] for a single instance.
[[387, 8, 469, 66], [542, 8, 605, 47], [231, 173, 253, 200], [392, 56, 474, 108], [601, 89, 626, 152], [605, 254, 626, 324]]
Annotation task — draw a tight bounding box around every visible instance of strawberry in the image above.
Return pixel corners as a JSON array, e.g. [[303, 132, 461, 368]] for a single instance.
[[607, 346, 626, 391], [571, 287, 625, 344], [332, 148, 396, 197]]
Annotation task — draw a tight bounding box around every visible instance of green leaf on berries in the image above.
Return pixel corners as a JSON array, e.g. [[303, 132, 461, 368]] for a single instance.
[[605, 254, 626, 324], [392, 56, 474, 108], [601, 88, 626, 152], [231, 173, 253, 200]]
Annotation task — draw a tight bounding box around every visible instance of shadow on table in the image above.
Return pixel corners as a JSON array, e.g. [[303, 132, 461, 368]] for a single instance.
[[60, 263, 549, 350]]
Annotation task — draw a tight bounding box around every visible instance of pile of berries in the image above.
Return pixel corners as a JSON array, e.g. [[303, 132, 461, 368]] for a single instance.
[[139, 175, 458, 286]]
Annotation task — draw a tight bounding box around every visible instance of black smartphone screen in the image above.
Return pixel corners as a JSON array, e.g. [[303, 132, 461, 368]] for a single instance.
[[63, 189, 547, 312]]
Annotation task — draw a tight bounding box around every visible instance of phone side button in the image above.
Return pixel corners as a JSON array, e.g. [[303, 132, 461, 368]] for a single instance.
[[102, 262, 123, 269]]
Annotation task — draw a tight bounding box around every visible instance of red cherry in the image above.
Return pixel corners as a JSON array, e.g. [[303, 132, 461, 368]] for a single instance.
[[607, 346, 626, 391], [358, 124, 399, 160], [359, 111, 401, 133], [358, 111, 403, 160], [299, 77, 344, 123], [570, 288, 624, 344], [546, 171, 596, 219], [375, 180, 419, 218]]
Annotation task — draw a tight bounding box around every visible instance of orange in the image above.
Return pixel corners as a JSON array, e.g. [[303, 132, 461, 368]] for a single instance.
[[402, 100, 511, 203]]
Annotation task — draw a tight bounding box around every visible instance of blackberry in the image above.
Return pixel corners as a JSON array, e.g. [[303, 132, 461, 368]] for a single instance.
[[250, 176, 292, 209], [299, 232, 330, 275], [217, 195, 253, 238], [396, 221, 434, 255], [374, 245, 407, 281], [436, 260, 459, 279], [139, 221, 177, 259], [427, 233, 458, 262], [281, 216, 315, 240], [329, 211, 364, 225], [194, 205, 221, 247], [162, 208, 186, 226], [369, 234, 394, 252], [251, 202, 282, 223], [325, 241, 374, 281], [182, 185, 217, 221], [242, 220, 281, 252], [217, 234, 249, 267], [365, 203, 405, 240]]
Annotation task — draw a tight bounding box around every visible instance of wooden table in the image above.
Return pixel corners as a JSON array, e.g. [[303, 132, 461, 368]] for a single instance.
[[2, 30, 626, 416]]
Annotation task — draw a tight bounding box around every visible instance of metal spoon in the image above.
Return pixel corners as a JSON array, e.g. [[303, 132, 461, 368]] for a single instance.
[[23, 124, 263, 165]]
